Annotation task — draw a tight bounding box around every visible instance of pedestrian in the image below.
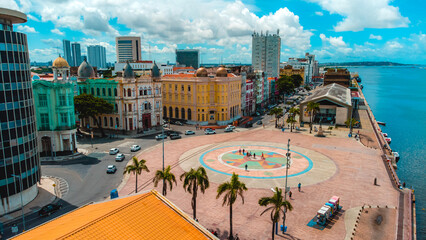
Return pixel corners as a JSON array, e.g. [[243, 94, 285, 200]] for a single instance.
[[243, 149, 245, 154], [253, 153, 256, 159], [282, 127, 285, 132], [263, 123, 265, 128], [239, 149, 241, 154], [261, 152, 264, 159], [245, 164, 248, 171], [11, 224, 18, 235], [298, 182, 301, 192], [289, 191, 292, 198], [235, 234, 240, 240]]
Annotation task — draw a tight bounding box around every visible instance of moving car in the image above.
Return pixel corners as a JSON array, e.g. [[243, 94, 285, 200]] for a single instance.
[[39, 203, 62, 217], [227, 125, 236, 130], [204, 128, 216, 135], [185, 130, 195, 135], [115, 153, 125, 162], [174, 121, 183, 126], [109, 148, 119, 155], [130, 145, 141, 152], [170, 133, 182, 140], [107, 165, 117, 174], [224, 127, 233, 132], [155, 134, 167, 140]]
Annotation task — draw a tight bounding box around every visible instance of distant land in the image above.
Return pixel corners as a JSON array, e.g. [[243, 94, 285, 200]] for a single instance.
[[319, 61, 409, 67]]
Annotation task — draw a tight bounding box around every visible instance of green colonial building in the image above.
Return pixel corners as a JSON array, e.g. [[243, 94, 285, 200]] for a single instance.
[[32, 56, 77, 156]]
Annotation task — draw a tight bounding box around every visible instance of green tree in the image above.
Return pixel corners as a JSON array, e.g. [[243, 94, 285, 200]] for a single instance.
[[286, 116, 296, 132], [74, 93, 114, 137], [216, 173, 248, 239], [345, 118, 359, 128], [123, 157, 150, 193], [269, 107, 283, 128], [180, 167, 210, 219], [276, 76, 295, 102], [290, 74, 303, 88], [288, 107, 300, 131], [306, 102, 320, 133], [153, 165, 177, 196], [258, 187, 293, 240]]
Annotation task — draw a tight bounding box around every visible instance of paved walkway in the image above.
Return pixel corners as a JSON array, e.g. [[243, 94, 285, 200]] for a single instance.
[[119, 127, 400, 240]]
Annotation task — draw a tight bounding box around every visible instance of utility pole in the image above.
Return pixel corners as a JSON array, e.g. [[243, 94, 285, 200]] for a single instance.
[[11, 174, 25, 232], [282, 139, 290, 233]]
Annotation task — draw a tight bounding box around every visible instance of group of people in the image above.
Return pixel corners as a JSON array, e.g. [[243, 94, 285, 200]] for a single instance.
[[238, 149, 265, 160]]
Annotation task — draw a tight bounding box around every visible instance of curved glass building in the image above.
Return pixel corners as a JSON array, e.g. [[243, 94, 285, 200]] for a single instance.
[[0, 8, 40, 214]]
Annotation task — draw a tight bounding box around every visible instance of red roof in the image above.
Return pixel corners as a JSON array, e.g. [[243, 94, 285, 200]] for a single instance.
[[135, 60, 153, 63], [173, 67, 195, 71]]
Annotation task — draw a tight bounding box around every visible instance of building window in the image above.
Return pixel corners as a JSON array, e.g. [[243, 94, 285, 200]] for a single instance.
[[91, 88, 94, 95], [175, 107, 179, 118], [181, 108, 185, 120], [188, 86, 191, 92], [40, 113, 49, 129], [39, 94, 47, 107], [188, 109, 192, 120], [114, 88, 117, 96], [175, 85, 177, 91], [202, 114, 204, 121], [123, 89, 126, 97], [148, 87, 152, 95], [127, 88, 132, 97], [128, 104, 132, 112], [181, 85, 184, 91], [115, 104, 118, 112], [110, 117, 113, 127], [169, 107, 173, 119], [102, 88, 106, 96], [104, 117, 107, 127], [59, 95, 67, 106], [116, 117, 119, 127], [60, 113, 68, 125], [163, 106, 167, 118], [139, 89, 143, 96], [156, 101, 159, 109], [108, 88, 112, 96], [97, 88, 100, 96]]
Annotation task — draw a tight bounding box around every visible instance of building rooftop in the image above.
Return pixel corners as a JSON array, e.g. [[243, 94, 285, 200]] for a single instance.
[[13, 190, 216, 240], [300, 83, 351, 107], [0, 8, 27, 24]]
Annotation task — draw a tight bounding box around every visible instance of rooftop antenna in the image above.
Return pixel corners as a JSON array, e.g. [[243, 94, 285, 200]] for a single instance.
[[149, 43, 152, 61]]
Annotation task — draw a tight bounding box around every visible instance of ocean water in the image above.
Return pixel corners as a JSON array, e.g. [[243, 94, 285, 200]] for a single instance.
[[348, 66, 426, 238]]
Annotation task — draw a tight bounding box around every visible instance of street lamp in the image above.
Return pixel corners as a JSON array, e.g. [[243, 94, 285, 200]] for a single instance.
[[162, 125, 165, 195], [11, 174, 25, 232], [282, 139, 290, 234]]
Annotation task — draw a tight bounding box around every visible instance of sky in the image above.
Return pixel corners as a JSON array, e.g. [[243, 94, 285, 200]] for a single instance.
[[2, 0, 425, 64]]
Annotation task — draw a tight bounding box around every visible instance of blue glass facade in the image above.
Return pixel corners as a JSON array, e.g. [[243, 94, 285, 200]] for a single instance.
[[0, 25, 40, 198]]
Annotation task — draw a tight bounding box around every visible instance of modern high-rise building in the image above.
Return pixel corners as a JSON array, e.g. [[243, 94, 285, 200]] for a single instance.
[[63, 39, 72, 65], [0, 7, 40, 214], [87, 45, 106, 68], [71, 42, 82, 67], [252, 30, 281, 78], [175, 49, 199, 69], [116, 36, 141, 63]]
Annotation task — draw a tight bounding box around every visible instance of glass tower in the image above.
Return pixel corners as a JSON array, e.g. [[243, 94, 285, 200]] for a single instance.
[[0, 8, 40, 213], [176, 49, 199, 69], [71, 42, 82, 67], [62, 39, 72, 66]]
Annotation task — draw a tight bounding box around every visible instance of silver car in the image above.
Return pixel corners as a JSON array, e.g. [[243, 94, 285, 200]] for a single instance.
[[115, 153, 125, 162]]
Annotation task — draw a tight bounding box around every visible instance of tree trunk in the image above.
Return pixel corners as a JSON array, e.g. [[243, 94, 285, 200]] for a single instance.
[[229, 202, 233, 239], [163, 181, 166, 196], [93, 117, 106, 137], [272, 220, 275, 240], [192, 181, 197, 219], [135, 173, 138, 193], [309, 112, 313, 133]]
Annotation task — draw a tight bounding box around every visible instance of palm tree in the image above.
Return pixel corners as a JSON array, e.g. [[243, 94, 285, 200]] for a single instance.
[[180, 167, 210, 219], [258, 187, 293, 240], [269, 107, 283, 128], [153, 165, 177, 196], [345, 118, 359, 128], [216, 173, 248, 239], [286, 116, 296, 132], [123, 157, 150, 193], [288, 107, 300, 131], [306, 102, 320, 133]]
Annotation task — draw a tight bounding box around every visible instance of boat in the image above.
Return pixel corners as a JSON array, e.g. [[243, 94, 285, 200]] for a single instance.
[[377, 121, 386, 126], [385, 137, 391, 144], [382, 133, 388, 137], [392, 152, 400, 162]]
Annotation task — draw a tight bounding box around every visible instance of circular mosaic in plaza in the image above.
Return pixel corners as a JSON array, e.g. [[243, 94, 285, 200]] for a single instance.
[[218, 149, 288, 171]]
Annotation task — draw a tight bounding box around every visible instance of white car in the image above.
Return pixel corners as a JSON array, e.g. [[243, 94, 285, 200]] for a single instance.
[[115, 153, 125, 162], [185, 130, 195, 135], [227, 125, 236, 130], [204, 129, 216, 135], [109, 148, 119, 155], [155, 134, 167, 140], [106, 165, 117, 174], [130, 145, 141, 152]]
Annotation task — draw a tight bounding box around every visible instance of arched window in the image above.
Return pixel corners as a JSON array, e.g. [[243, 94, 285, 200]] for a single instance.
[[188, 109, 192, 121], [104, 117, 107, 126], [97, 88, 100, 96], [91, 88, 94, 95], [148, 87, 152, 95], [123, 89, 126, 97], [139, 89, 143, 96], [144, 88, 147, 95], [181, 108, 185, 120], [108, 88, 112, 96], [98, 116, 101, 126], [127, 88, 132, 97], [115, 104, 118, 112], [163, 106, 167, 118], [169, 107, 173, 119], [83, 88, 87, 94], [114, 88, 117, 96], [116, 117, 119, 128], [102, 88, 106, 96], [175, 107, 179, 118], [155, 87, 159, 95], [110, 117, 113, 127]]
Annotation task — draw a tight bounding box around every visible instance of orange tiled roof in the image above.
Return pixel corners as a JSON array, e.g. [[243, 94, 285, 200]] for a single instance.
[[173, 66, 195, 71], [163, 74, 195, 78], [13, 190, 216, 240]]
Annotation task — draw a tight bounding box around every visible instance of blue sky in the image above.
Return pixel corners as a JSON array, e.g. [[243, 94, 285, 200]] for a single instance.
[[3, 0, 425, 64]]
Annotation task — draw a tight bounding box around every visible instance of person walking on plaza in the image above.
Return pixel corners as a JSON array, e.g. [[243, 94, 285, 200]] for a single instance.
[[11, 224, 18, 236], [245, 164, 248, 171], [289, 190, 292, 198], [298, 182, 301, 192], [253, 153, 256, 159]]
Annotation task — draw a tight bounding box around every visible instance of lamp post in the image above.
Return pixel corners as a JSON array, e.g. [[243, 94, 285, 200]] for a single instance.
[[282, 139, 290, 234], [11, 174, 25, 232], [162, 125, 165, 195]]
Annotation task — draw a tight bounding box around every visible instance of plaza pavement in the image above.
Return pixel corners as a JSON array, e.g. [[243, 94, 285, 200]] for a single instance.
[[118, 126, 400, 240]]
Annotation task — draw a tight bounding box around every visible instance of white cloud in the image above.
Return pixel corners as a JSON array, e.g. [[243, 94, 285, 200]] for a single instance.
[[315, 11, 323, 16], [29, 48, 58, 62], [51, 28, 65, 35], [308, 0, 409, 31], [320, 34, 347, 48], [16, 25, 38, 33], [41, 38, 62, 48], [369, 34, 382, 40], [27, 14, 40, 22]]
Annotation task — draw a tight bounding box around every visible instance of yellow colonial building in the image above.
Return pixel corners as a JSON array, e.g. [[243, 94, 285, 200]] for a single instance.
[[162, 67, 242, 125], [280, 65, 305, 84]]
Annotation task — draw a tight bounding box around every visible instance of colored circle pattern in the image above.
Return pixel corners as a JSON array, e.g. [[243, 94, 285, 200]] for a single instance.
[[219, 150, 287, 170]]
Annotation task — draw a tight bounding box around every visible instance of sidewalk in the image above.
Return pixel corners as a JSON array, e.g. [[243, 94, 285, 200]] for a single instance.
[[0, 176, 59, 225]]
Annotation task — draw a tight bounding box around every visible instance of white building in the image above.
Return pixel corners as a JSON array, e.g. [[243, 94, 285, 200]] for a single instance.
[[87, 45, 106, 68], [285, 53, 319, 85], [116, 36, 141, 63], [113, 61, 173, 76], [252, 30, 281, 78]]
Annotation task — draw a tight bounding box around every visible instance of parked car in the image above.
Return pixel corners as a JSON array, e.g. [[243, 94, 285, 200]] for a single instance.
[[245, 122, 253, 128], [174, 121, 183, 126], [204, 129, 216, 135], [256, 120, 263, 125], [170, 133, 182, 140], [224, 127, 233, 132], [130, 145, 141, 152], [185, 130, 195, 135], [109, 148, 119, 155], [39, 203, 62, 217], [155, 134, 167, 140], [227, 125, 236, 130], [115, 153, 125, 162], [107, 165, 117, 174]]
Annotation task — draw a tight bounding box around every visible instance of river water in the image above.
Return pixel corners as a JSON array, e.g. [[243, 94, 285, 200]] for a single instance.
[[347, 66, 426, 238]]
